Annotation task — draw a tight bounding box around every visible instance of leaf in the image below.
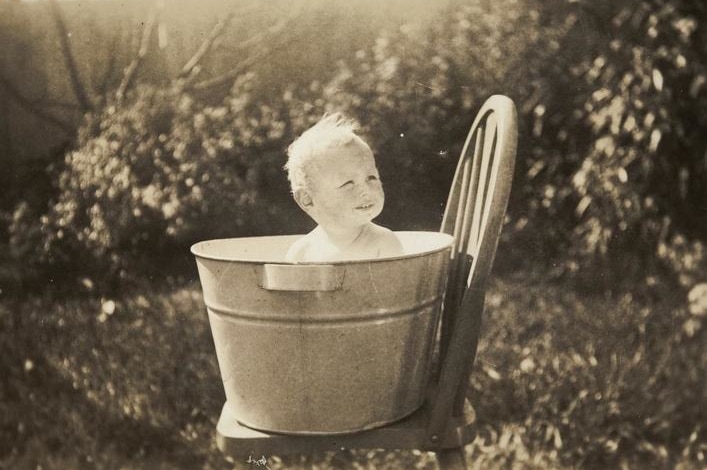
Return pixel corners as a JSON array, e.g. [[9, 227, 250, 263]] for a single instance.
[[617, 168, 628, 183], [649, 129, 662, 153], [576, 196, 591, 217], [101, 299, 116, 315], [689, 74, 705, 98], [553, 428, 563, 449], [652, 68, 664, 92], [485, 366, 501, 380]]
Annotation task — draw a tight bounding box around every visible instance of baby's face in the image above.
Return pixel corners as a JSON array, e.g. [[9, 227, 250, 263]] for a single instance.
[[306, 142, 384, 231]]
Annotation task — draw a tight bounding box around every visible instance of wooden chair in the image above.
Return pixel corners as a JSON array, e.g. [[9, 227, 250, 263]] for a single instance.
[[214, 95, 518, 469]]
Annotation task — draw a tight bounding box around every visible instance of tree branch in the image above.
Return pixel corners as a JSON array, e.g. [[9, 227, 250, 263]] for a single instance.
[[186, 14, 295, 92], [178, 11, 236, 80], [48, 0, 93, 112], [115, 7, 160, 104], [0, 75, 75, 133], [188, 50, 266, 92]]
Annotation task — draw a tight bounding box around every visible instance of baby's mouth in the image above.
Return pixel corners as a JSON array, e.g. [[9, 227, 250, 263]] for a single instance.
[[355, 202, 375, 210]]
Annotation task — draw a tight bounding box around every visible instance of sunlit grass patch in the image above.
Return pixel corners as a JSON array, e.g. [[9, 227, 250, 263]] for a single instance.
[[0, 283, 226, 469], [469, 275, 706, 469]]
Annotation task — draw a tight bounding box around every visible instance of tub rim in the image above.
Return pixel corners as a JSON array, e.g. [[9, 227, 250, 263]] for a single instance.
[[190, 231, 454, 265]]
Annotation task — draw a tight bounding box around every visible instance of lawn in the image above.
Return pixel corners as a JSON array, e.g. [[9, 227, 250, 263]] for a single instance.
[[1, 269, 704, 469]]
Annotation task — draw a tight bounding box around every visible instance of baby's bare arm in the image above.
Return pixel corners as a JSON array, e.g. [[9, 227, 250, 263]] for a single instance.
[[285, 235, 310, 263], [377, 230, 404, 257], [368, 224, 404, 258]]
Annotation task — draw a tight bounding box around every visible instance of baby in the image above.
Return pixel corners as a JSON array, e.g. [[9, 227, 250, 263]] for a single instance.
[[284, 113, 404, 262]]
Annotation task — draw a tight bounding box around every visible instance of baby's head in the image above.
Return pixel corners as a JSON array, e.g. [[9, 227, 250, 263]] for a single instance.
[[285, 114, 385, 232]]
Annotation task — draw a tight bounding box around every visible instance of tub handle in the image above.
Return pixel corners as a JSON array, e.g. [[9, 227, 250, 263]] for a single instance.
[[260, 264, 344, 291]]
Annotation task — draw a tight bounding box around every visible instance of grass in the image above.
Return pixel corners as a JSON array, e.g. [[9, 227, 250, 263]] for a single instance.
[[0, 269, 705, 469]]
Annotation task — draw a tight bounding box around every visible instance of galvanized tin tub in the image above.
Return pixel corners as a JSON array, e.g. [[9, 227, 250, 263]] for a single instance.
[[191, 231, 453, 435]]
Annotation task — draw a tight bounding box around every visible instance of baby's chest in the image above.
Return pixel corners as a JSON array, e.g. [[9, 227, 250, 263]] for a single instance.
[[305, 239, 379, 262]]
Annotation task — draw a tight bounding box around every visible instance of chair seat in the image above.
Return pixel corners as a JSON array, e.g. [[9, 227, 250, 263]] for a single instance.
[[216, 392, 477, 457]]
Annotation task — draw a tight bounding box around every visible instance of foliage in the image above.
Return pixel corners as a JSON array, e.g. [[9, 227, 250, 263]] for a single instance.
[[4, 0, 707, 291], [0, 285, 225, 469], [318, 1, 573, 230], [525, 0, 707, 276], [468, 275, 706, 469], [9, 0, 579, 285], [9, 77, 317, 285]]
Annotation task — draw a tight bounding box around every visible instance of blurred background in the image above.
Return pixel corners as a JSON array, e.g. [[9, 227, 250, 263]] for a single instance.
[[0, 0, 705, 469]]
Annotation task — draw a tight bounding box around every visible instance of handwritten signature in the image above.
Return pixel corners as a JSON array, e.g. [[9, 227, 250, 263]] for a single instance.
[[246, 453, 271, 470]]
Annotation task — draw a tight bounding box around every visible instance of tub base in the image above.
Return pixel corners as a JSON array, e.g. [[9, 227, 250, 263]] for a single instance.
[[215, 397, 477, 457], [233, 400, 423, 436]]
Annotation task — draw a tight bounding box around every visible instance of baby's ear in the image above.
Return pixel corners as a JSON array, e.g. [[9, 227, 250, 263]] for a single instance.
[[293, 188, 314, 212]]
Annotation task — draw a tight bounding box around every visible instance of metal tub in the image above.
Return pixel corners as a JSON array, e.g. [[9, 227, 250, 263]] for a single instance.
[[191, 231, 453, 435]]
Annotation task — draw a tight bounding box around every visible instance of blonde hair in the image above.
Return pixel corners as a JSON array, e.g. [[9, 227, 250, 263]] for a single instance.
[[285, 113, 370, 191]]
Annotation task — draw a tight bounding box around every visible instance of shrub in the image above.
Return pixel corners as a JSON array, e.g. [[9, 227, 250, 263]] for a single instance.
[[9, 0, 707, 288], [318, 1, 572, 230], [10, 76, 317, 285], [526, 0, 707, 277]]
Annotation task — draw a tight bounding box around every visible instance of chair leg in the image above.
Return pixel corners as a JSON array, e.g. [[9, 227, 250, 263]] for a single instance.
[[436, 447, 468, 470]]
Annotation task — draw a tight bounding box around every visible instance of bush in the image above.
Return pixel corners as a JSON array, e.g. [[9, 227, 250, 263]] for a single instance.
[[318, 1, 572, 230], [524, 0, 707, 277], [9, 0, 707, 288], [13, 0, 572, 284], [10, 76, 319, 285]]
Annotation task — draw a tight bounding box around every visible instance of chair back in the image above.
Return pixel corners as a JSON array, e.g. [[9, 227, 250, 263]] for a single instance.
[[441, 95, 517, 306], [426, 95, 517, 443]]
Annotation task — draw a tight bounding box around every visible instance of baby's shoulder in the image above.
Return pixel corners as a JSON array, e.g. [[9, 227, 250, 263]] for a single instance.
[[368, 223, 397, 239], [285, 234, 310, 263], [368, 224, 404, 256], [285, 229, 322, 262]]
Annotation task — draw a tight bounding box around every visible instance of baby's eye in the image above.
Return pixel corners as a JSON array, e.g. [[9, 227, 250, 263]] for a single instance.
[[367, 175, 379, 182], [338, 180, 354, 189]]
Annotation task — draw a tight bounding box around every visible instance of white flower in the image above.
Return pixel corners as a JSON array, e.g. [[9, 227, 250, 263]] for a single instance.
[[687, 283, 707, 317]]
